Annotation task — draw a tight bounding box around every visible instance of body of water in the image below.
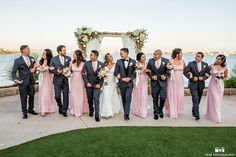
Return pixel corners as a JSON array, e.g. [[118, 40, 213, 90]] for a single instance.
[[0, 52, 235, 87]]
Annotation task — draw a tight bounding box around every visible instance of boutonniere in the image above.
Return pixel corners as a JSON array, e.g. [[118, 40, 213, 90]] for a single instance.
[[162, 62, 165, 65], [31, 58, 34, 62], [203, 65, 206, 68], [65, 59, 68, 62], [129, 62, 133, 66], [99, 65, 102, 68]]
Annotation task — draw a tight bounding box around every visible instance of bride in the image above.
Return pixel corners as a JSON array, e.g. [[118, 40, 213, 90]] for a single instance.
[[100, 53, 122, 118]]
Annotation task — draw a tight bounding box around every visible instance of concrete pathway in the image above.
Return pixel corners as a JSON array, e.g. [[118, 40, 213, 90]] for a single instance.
[[0, 94, 235, 150]]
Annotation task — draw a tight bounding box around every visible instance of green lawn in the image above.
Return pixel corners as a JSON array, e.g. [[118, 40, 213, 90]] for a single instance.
[[0, 127, 235, 157]]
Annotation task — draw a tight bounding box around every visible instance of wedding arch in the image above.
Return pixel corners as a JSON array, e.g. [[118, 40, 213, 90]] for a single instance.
[[74, 26, 148, 57]]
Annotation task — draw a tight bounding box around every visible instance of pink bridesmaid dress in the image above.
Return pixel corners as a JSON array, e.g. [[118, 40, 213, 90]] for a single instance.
[[70, 63, 89, 117], [165, 59, 185, 118], [131, 63, 149, 118], [38, 65, 55, 114], [206, 65, 227, 123]]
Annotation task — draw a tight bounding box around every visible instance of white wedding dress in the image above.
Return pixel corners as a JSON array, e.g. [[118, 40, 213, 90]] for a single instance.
[[100, 65, 122, 118]]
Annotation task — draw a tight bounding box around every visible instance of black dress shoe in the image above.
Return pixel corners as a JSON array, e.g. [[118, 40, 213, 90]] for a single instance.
[[89, 112, 93, 117], [22, 114, 28, 119], [59, 111, 63, 114], [95, 117, 100, 122], [28, 110, 38, 115], [159, 112, 164, 118], [195, 116, 200, 121], [63, 113, 68, 117], [154, 115, 159, 120], [124, 115, 130, 120]]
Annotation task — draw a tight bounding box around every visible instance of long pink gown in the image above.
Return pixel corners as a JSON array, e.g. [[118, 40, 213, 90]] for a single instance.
[[206, 65, 227, 123], [165, 59, 185, 118], [70, 63, 89, 117], [131, 63, 149, 118], [38, 65, 55, 113]]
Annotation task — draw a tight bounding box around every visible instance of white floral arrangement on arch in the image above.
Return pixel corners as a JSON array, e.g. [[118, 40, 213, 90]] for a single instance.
[[128, 28, 148, 53], [74, 26, 101, 52]]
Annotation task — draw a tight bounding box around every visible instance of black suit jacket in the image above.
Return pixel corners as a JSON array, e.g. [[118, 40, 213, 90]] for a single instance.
[[184, 61, 210, 90], [12, 55, 36, 86], [147, 57, 169, 88], [114, 58, 136, 88], [49, 55, 71, 85], [82, 60, 104, 87]]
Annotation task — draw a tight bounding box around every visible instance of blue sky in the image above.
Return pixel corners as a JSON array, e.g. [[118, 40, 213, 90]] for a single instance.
[[0, 0, 235, 52]]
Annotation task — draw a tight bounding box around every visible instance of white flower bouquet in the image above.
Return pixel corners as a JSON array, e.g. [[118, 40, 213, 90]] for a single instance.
[[62, 67, 72, 78], [98, 67, 110, 85]]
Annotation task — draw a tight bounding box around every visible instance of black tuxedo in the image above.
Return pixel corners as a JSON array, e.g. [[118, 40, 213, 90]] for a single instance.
[[184, 61, 210, 117], [49, 55, 71, 114], [12, 55, 36, 114], [114, 58, 136, 116], [147, 57, 169, 116]]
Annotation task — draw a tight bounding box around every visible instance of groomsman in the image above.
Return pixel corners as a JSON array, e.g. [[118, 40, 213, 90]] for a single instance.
[[12, 45, 38, 119], [184, 52, 210, 121], [49, 45, 71, 117], [114, 48, 136, 120], [82, 50, 104, 122], [147, 49, 169, 120]]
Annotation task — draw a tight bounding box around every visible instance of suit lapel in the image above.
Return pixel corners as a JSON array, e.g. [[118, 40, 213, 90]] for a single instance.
[[20, 56, 30, 69], [193, 61, 199, 74]]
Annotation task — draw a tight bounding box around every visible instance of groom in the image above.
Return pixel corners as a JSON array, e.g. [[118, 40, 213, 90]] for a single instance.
[[147, 49, 169, 120], [82, 50, 104, 122], [49, 45, 71, 117], [12, 45, 38, 119], [184, 52, 210, 121], [114, 48, 136, 120]]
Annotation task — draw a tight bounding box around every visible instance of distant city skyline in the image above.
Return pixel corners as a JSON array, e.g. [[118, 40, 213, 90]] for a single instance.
[[0, 0, 236, 53]]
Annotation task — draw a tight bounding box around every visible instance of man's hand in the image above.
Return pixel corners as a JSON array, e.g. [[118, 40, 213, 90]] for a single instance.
[[57, 69, 63, 74], [126, 77, 131, 82], [15, 80, 23, 84], [122, 78, 127, 82], [95, 84, 101, 89], [189, 72, 193, 79], [193, 77, 198, 81], [116, 73, 121, 79], [161, 75, 166, 81], [205, 73, 210, 77], [198, 77, 203, 81], [87, 83, 92, 88], [152, 76, 157, 80]]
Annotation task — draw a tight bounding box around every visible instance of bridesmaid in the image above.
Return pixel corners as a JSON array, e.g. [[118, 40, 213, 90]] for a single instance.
[[38, 49, 55, 116], [206, 54, 228, 123], [131, 52, 150, 118], [69, 50, 89, 117], [165, 48, 185, 118]]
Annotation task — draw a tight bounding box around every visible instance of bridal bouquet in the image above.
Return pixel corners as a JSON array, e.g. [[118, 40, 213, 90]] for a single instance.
[[62, 67, 72, 78], [215, 71, 225, 93], [98, 67, 109, 85], [166, 63, 175, 80], [134, 62, 144, 86]]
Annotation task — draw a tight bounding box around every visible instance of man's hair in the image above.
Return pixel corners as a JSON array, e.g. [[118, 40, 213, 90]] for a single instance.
[[120, 48, 129, 54], [196, 52, 204, 58], [57, 45, 66, 53], [20, 45, 28, 52], [91, 50, 99, 57]]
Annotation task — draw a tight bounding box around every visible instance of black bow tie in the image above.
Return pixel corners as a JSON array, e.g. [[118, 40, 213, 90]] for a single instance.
[[122, 59, 129, 62]]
